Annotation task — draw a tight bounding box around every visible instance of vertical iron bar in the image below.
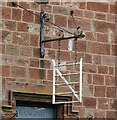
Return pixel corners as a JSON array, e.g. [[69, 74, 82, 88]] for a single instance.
[[40, 9, 45, 58], [52, 59, 56, 104], [80, 58, 83, 102]]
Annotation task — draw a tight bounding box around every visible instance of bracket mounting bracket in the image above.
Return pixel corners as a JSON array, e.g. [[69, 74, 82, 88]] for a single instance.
[[40, 9, 45, 58], [39, 10, 85, 58]]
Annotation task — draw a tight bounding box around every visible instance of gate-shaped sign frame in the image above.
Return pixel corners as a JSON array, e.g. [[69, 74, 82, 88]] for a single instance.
[[52, 58, 83, 104]]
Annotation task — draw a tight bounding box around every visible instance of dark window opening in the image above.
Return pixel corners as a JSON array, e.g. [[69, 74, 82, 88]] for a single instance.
[[16, 101, 57, 119]]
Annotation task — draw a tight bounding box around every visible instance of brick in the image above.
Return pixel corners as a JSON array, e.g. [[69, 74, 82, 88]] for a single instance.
[[2, 30, 12, 43], [16, 58, 29, 67], [98, 98, 109, 109], [45, 49, 56, 59], [50, 2, 60, 5], [73, 41, 87, 52], [98, 65, 108, 74], [110, 34, 116, 44], [87, 42, 110, 55], [2, 65, 10, 77], [52, 37, 68, 50], [77, 41, 87, 52], [5, 78, 16, 82], [94, 86, 106, 97], [83, 97, 96, 108], [29, 68, 40, 79], [40, 60, 51, 69], [17, 22, 28, 32], [30, 2, 40, 11], [44, 37, 51, 48], [20, 46, 32, 57], [11, 66, 26, 78], [12, 8, 22, 21], [107, 14, 115, 23], [30, 58, 39, 67], [109, 67, 114, 75], [84, 11, 94, 19], [47, 70, 53, 80], [93, 74, 104, 85], [95, 13, 106, 20], [30, 34, 39, 47], [94, 21, 115, 33], [59, 51, 70, 61], [106, 111, 116, 118], [84, 64, 97, 73], [6, 45, 19, 56], [68, 17, 91, 31], [54, 15, 67, 27], [70, 74, 80, 83], [2, 30, 10, 40], [105, 75, 115, 86], [72, 9, 84, 18], [34, 12, 40, 24], [4, 20, 16, 31], [87, 2, 109, 12], [13, 32, 30, 46], [95, 110, 106, 118], [2, 7, 11, 19], [19, 2, 30, 9], [29, 68, 46, 80], [86, 74, 93, 84], [7, 2, 15, 7], [84, 53, 92, 63], [41, 4, 52, 13], [110, 99, 117, 110], [101, 56, 115, 66], [96, 33, 108, 43], [79, 2, 86, 9], [85, 32, 96, 41], [110, 4, 117, 14], [112, 45, 117, 56], [53, 6, 68, 15], [106, 87, 116, 98], [2, 55, 16, 65], [33, 48, 40, 58], [22, 10, 34, 23], [0, 44, 5, 54]]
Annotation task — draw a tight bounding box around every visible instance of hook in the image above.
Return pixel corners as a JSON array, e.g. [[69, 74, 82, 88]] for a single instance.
[[43, 13, 50, 22], [88, 114, 93, 120]]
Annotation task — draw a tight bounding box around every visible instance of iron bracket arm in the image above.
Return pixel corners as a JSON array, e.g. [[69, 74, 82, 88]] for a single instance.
[[42, 33, 85, 43]]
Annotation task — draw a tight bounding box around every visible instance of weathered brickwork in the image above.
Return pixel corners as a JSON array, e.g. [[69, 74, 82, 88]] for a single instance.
[[0, 1, 117, 119]]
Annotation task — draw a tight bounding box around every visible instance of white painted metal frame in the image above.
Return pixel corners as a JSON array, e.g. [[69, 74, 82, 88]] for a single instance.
[[52, 58, 83, 104]]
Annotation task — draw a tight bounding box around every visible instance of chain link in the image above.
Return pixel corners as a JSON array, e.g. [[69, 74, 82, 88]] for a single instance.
[[58, 39, 61, 66], [74, 38, 78, 64]]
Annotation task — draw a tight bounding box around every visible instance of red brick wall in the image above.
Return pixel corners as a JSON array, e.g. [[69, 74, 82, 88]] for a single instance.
[[0, 1, 117, 119]]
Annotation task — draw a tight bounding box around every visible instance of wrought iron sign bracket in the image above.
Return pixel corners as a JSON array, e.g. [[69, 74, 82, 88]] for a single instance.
[[11, 2, 85, 58], [40, 10, 85, 58]]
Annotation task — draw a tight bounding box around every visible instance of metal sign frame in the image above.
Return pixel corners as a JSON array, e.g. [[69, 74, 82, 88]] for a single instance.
[[52, 58, 83, 104]]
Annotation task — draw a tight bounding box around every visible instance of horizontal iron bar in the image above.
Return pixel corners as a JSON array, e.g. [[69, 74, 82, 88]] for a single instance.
[[55, 72, 80, 77], [55, 62, 80, 67], [55, 82, 80, 86], [42, 34, 85, 43], [53, 101, 80, 104], [55, 91, 79, 95]]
